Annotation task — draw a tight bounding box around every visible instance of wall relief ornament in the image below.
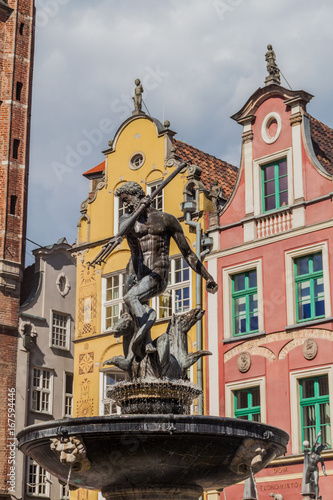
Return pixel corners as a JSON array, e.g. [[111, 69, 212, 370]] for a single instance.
[[238, 352, 251, 373], [303, 338, 318, 360]]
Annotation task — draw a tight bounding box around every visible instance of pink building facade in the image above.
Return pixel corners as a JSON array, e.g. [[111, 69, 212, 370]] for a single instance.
[[205, 73, 333, 499]]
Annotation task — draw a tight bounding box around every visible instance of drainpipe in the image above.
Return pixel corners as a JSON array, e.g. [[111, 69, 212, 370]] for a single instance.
[[181, 198, 214, 414], [185, 211, 203, 414], [182, 199, 210, 415]]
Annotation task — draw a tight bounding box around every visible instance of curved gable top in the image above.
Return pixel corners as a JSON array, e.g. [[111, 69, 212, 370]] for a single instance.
[[231, 84, 313, 123], [102, 114, 176, 155]]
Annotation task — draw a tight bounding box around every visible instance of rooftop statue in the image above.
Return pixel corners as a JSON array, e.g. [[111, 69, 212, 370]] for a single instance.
[[265, 44, 281, 85], [133, 78, 144, 113]]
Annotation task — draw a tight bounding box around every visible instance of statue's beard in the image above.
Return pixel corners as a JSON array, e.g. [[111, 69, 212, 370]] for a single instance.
[[124, 199, 140, 213]]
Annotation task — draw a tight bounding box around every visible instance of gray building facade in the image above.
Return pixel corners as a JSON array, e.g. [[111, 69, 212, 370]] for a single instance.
[[15, 238, 76, 500]]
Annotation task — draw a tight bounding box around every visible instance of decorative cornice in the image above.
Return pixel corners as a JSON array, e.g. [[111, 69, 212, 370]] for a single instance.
[[242, 130, 254, 143], [289, 112, 303, 126]]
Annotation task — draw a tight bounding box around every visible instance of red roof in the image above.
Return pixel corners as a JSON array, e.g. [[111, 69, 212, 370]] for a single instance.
[[82, 141, 239, 198], [309, 115, 333, 175], [83, 160, 105, 177], [173, 139, 238, 199]]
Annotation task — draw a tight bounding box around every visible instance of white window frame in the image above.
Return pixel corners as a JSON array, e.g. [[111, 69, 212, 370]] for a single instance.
[[63, 372, 73, 418], [147, 179, 164, 211], [99, 369, 128, 416], [61, 483, 70, 500], [153, 256, 192, 320], [253, 148, 293, 216], [50, 310, 70, 350], [225, 377, 266, 423], [113, 194, 126, 235], [27, 457, 50, 498], [31, 367, 53, 415], [222, 259, 263, 340], [285, 242, 331, 326], [101, 271, 126, 333], [290, 365, 333, 454]]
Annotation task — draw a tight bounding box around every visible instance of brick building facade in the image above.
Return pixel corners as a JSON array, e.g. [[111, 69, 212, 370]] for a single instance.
[[0, 0, 35, 497]]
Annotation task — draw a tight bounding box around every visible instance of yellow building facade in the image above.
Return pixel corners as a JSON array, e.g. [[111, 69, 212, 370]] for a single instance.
[[71, 110, 238, 500]]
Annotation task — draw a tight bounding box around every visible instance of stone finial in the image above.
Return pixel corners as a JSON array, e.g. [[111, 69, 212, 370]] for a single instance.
[[132, 78, 144, 115], [265, 44, 281, 86], [164, 120, 170, 128]]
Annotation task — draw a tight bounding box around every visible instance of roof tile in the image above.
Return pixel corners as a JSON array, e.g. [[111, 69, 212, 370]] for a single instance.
[[309, 115, 333, 175], [173, 138, 238, 198]]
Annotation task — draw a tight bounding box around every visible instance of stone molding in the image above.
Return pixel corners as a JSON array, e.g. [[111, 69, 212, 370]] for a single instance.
[[289, 111, 303, 126], [224, 328, 332, 363]]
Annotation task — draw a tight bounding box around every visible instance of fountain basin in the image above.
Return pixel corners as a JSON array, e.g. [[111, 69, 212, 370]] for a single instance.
[[17, 414, 289, 498]]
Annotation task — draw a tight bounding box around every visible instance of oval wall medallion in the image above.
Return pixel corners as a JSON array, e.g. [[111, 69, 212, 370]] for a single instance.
[[237, 352, 251, 373], [303, 338, 318, 360]]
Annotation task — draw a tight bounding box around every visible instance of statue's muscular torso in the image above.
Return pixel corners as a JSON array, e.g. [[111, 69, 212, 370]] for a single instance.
[[124, 209, 177, 285]]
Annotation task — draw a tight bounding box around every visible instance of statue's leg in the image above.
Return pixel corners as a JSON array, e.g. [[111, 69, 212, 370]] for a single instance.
[[124, 275, 164, 358]]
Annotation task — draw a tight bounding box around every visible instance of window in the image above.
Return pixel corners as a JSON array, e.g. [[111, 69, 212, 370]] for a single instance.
[[285, 243, 331, 326], [31, 368, 52, 414], [102, 272, 125, 331], [223, 260, 263, 340], [155, 257, 190, 319], [225, 378, 266, 422], [13, 139, 20, 159], [129, 152, 144, 170], [147, 180, 163, 211], [261, 158, 288, 212], [51, 311, 70, 349], [27, 458, 50, 497], [10, 195, 17, 215], [100, 370, 127, 415], [300, 375, 331, 449], [114, 193, 127, 234], [16, 81, 23, 101], [56, 273, 70, 297], [61, 483, 70, 500], [295, 253, 325, 323], [234, 387, 261, 422], [232, 270, 258, 336], [19, 22, 25, 35], [64, 373, 73, 417], [290, 367, 333, 454]]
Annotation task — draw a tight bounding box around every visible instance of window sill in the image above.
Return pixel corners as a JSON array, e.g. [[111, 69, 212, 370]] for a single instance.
[[50, 345, 70, 352], [30, 410, 53, 417], [286, 316, 333, 330], [223, 331, 266, 344]]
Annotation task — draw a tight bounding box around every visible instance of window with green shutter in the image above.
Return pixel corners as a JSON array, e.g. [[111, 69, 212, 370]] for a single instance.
[[295, 253, 325, 322], [300, 375, 331, 449], [261, 158, 288, 212], [232, 270, 258, 336], [234, 387, 261, 422]]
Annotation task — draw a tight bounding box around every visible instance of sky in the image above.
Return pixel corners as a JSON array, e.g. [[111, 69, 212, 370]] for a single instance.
[[25, 0, 333, 265]]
